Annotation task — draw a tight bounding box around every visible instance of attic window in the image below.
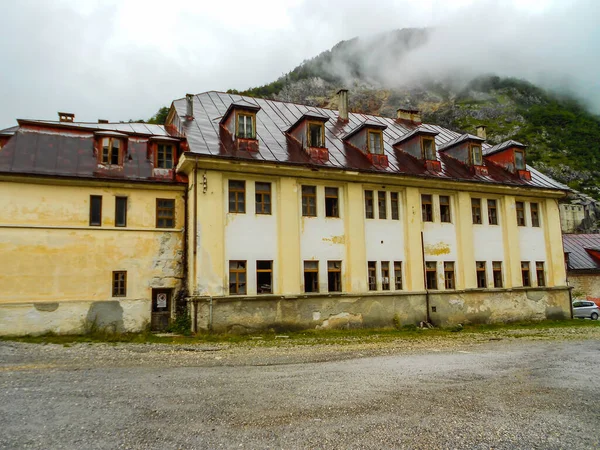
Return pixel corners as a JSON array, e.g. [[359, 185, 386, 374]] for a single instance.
[[367, 130, 383, 155], [101, 137, 122, 165], [308, 122, 325, 147], [157, 144, 174, 169], [515, 150, 525, 170], [236, 112, 255, 139], [471, 144, 483, 166], [422, 137, 436, 160]]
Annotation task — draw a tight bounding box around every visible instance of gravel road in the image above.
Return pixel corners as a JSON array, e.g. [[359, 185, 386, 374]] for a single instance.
[[1, 333, 599, 449]]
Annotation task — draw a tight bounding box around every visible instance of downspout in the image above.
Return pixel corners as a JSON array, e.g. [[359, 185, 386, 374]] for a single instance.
[[192, 160, 199, 332], [421, 232, 431, 324]]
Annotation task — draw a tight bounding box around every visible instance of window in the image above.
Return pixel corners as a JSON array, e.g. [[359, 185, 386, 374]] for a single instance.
[[422, 137, 436, 160], [444, 262, 455, 290], [378, 191, 387, 219], [236, 113, 254, 139], [101, 137, 121, 165], [229, 261, 247, 295], [516, 201, 525, 226], [471, 144, 483, 166], [256, 260, 272, 294], [302, 185, 317, 217], [493, 261, 503, 288], [255, 182, 271, 215], [530, 203, 540, 227], [368, 130, 383, 155], [391, 192, 399, 220], [327, 261, 342, 292], [515, 150, 525, 170], [156, 199, 175, 228], [365, 190, 374, 219], [394, 262, 403, 290], [89, 195, 102, 226], [368, 261, 377, 291], [156, 144, 174, 169], [308, 122, 325, 147], [488, 199, 498, 225], [425, 262, 437, 290], [472, 198, 482, 224], [521, 261, 531, 287], [381, 261, 390, 291], [112, 271, 127, 297], [440, 196, 451, 223], [476, 261, 487, 288], [325, 187, 339, 218], [422, 194, 433, 222], [304, 261, 319, 293], [229, 180, 246, 213], [536, 261, 545, 287], [115, 196, 127, 227]]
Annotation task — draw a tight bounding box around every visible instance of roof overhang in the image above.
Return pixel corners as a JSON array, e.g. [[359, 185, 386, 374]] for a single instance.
[[438, 133, 485, 152], [343, 120, 387, 141], [393, 127, 439, 146], [285, 112, 330, 133], [219, 100, 261, 125]]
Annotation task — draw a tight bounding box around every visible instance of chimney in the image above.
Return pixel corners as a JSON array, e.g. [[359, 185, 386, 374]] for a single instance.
[[476, 125, 487, 139], [396, 108, 421, 125], [337, 89, 348, 122], [98, 119, 109, 124], [58, 112, 75, 123], [186, 94, 194, 119]]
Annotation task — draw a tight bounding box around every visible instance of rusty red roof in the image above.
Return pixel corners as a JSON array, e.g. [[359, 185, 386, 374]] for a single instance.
[[563, 234, 600, 271]]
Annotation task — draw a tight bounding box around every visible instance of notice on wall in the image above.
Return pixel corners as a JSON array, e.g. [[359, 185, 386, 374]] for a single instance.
[[157, 293, 167, 309]]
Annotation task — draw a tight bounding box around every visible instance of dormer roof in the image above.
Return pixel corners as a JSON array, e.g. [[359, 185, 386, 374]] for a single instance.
[[286, 110, 330, 133], [483, 139, 527, 156], [219, 100, 261, 125], [342, 120, 387, 141], [438, 133, 485, 152], [393, 126, 439, 146]]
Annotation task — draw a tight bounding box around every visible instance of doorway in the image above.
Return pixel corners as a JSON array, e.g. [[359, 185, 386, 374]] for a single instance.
[[151, 288, 172, 332]]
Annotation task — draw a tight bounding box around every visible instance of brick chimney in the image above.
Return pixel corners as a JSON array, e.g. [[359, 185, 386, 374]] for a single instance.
[[476, 125, 487, 139], [337, 89, 348, 122], [58, 112, 74, 123], [186, 94, 194, 119], [396, 108, 421, 125], [98, 119, 109, 124]]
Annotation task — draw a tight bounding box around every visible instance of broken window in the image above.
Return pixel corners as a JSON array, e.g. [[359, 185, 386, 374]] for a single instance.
[[488, 199, 498, 225], [156, 198, 175, 228], [255, 182, 271, 215], [493, 261, 503, 288], [422, 194, 433, 222], [365, 190, 374, 219], [530, 203, 540, 227], [302, 185, 317, 217], [516, 201, 526, 226], [471, 144, 483, 166], [515, 150, 525, 170], [89, 195, 102, 226], [308, 122, 325, 147], [327, 261, 342, 292], [472, 198, 482, 224], [368, 261, 377, 291], [536, 261, 545, 287], [115, 196, 127, 227], [236, 113, 255, 139], [444, 262, 455, 290], [391, 192, 399, 220], [394, 261, 403, 290], [425, 262, 437, 290], [422, 137, 436, 160], [476, 261, 487, 288], [325, 187, 339, 218], [157, 144, 174, 169], [378, 191, 387, 219], [256, 260, 273, 294], [229, 180, 246, 213], [101, 137, 121, 165], [440, 196, 451, 223], [368, 130, 383, 155], [304, 261, 319, 293], [381, 261, 390, 291], [521, 261, 531, 287], [112, 271, 127, 297], [229, 260, 247, 295]]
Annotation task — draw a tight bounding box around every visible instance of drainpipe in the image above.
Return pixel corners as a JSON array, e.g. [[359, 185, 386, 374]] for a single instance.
[[421, 232, 431, 324]]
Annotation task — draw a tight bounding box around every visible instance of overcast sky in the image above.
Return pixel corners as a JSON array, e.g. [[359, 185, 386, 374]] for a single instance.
[[0, 0, 597, 128]]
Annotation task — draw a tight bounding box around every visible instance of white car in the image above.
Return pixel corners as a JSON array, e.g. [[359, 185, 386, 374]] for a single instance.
[[572, 300, 599, 320]]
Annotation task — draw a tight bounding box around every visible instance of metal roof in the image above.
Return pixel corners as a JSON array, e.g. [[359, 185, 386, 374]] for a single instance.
[[437, 133, 485, 151], [0, 126, 18, 136], [392, 126, 439, 146], [484, 139, 527, 156], [17, 120, 175, 137], [563, 234, 600, 271], [173, 91, 568, 191], [342, 119, 388, 140]]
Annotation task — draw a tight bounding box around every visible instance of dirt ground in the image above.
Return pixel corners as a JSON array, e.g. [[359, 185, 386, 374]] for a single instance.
[[1, 326, 600, 449]]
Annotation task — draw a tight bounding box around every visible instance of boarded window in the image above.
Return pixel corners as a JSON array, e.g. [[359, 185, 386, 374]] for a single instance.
[[365, 190, 374, 219], [391, 192, 399, 220], [255, 182, 271, 215], [536, 261, 545, 287], [302, 185, 317, 217], [422, 194, 433, 222], [516, 201, 526, 226], [115, 196, 127, 227], [90, 195, 102, 226], [325, 187, 339, 218], [472, 198, 482, 224], [381, 261, 390, 291], [304, 261, 319, 293], [440, 196, 451, 223], [229, 180, 246, 213], [394, 262, 403, 290], [493, 261, 503, 288], [488, 199, 498, 225], [530, 203, 540, 227], [157, 144, 174, 169], [378, 191, 387, 219], [256, 260, 272, 294], [422, 138, 436, 160], [327, 261, 342, 292], [476, 261, 487, 288], [425, 262, 437, 290], [236, 113, 254, 139], [444, 262, 455, 290], [156, 199, 175, 228], [368, 130, 383, 155], [368, 261, 377, 291], [521, 261, 531, 287], [308, 122, 324, 147], [229, 261, 247, 295], [112, 271, 127, 297]]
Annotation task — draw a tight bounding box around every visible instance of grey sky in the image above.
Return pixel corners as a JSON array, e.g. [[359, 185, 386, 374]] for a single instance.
[[0, 0, 597, 128]]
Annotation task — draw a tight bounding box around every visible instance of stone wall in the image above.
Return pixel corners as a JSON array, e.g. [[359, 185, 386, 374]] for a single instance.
[[569, 273, 600, 300]]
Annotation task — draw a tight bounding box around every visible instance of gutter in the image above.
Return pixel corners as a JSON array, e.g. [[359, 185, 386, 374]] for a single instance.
[[421, 231, 431, 325]]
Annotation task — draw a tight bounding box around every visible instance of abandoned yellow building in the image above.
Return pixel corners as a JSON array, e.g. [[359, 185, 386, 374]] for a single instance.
[[0, 90, 572, 335]]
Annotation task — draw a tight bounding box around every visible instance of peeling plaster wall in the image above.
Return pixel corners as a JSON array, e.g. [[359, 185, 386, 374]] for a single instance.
[[569, 273, 600, 300]]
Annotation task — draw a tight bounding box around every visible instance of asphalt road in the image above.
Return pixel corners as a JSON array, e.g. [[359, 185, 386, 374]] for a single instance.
[[1, 338, 599, 449]]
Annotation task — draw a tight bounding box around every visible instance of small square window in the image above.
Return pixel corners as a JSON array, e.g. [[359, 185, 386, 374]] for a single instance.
[[255, 182, 271, 215], [156, 198, 175, 228], [325, 187, 339, 218], [302, 186, 317, 217], [112, 271, 127, 297], [229, 180, 246, 213]]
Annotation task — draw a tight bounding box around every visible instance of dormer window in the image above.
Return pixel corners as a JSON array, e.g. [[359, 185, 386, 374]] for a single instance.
[[308, 122, 325, 147], [422, 137, 436, 160], [157, 143, 174, 169], [101, 137, 122, 165], [471, 144, 483, 166], [236, 112, 255, 139], [515, 150, 525, 170], [368, 130, 383, 155]]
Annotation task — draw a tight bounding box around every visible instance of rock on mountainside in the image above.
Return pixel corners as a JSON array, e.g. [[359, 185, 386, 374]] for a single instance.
[[228, 28, 600, 202]]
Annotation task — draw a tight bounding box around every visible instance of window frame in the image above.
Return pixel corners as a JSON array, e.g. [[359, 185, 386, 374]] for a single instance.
[[307, 121, 325, 148], [378, 191, 387, 220], [421, 137, 436, 161], [422, 194, 433, 222], [365, 190, 374, 219], [89, 195, 102, 227], [472, 198, 482, 224], [394, 261, 403, 290], [493, 261, 503, 288], [444, 262, 455, 290], [536, 261, 545, 287], [390, 192, 399, 220], [470, 144, 483, 166], [367, 130, 384, 155], [304, 261, 319, 293], [439, 195, 451, 223], [229, 260, 247, 295], [521, 261, 531, 287], [256, 260, 273, 294], [381, 261, 390, 291], [236, 112, 256, 139], [530, 202, 540, 227], [425, 261, 437, 290], [156, 198, 175, 228], [228, 180, 246, 214], [156, 143, 175, 169], [100, 137, 123, 166], [514, 150, 526, 170], [301, 185, 317, 217], [325, 187, 339, 218], [112, 271, 127, 297], [476, 261, 487, 288], [327, 261, 342, 293], [115, 196, 127, 228], [255, 182, 272, 215], [516, 201, 526, 226], [487, 199, 498, 225], [368, 261, 377, 291]]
